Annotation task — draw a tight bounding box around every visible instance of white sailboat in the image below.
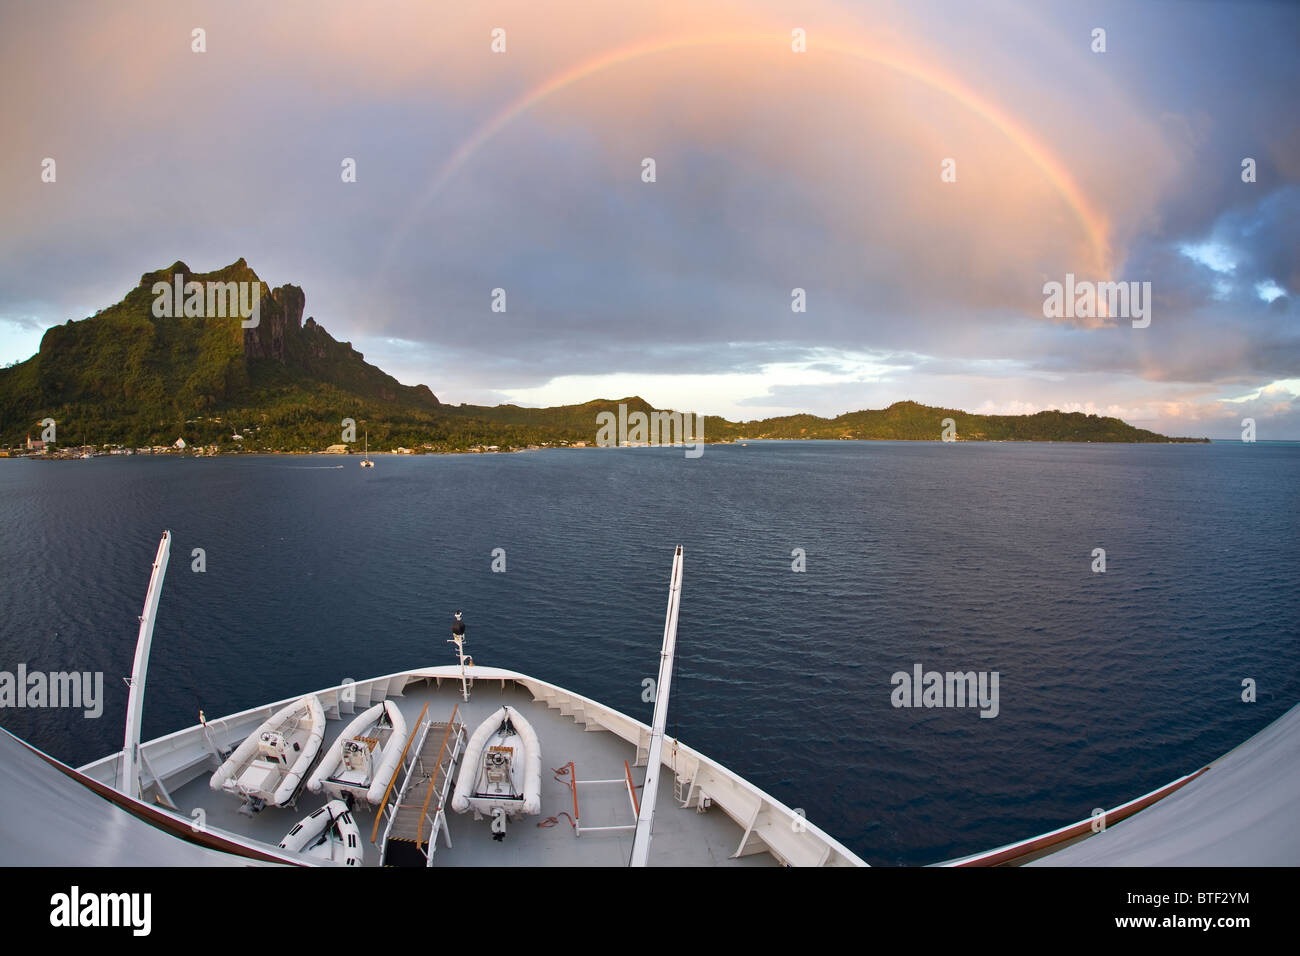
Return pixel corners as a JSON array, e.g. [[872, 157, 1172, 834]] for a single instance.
[[360, 431, 373, 467]]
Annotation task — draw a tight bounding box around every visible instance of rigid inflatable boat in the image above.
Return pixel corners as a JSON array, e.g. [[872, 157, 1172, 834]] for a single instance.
[[278, 799, 363, 866], [209, 695, 325, 808], [306, 699, 407, 806], [450, 705, 541, 839]]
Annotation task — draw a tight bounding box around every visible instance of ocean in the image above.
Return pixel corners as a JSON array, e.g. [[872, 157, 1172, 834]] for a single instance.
[[1, 440, 1297, 865]]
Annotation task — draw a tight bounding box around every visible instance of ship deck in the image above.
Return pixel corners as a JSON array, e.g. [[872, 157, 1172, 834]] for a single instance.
[[166, 677, 778, 867]]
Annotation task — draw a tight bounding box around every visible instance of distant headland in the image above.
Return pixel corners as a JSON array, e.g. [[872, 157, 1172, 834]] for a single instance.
[[0, 260, 1210, 455]]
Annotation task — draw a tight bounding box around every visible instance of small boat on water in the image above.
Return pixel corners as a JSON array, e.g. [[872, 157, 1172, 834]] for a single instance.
[[278, 799, 363, 866], [306, 699, 407, 806], [210, 695, 325, 809], [360, 430, 373, 467], [450, 705, 541, 840]]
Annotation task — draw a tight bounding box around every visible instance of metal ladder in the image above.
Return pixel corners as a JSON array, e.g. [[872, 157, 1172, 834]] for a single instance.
[[378, 705, 464, 865]]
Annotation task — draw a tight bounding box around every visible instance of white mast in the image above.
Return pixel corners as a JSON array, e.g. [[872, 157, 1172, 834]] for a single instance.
[[449, 633, 470, 701], [629, 545, 683, 867], [119, 530, 171, 797]]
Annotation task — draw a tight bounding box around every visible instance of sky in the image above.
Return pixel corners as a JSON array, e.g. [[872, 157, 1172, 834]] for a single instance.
[[1, 0, 1297, 439]]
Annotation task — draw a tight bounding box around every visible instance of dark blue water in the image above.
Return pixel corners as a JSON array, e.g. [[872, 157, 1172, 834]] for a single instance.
[[2, 441, 1298, 865]]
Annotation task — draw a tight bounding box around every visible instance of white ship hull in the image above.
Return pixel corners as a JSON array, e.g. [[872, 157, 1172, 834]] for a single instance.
[[72, 665, 865, 867]]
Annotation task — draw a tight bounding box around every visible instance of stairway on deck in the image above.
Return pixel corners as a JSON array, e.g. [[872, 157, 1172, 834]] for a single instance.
[[381, 717, 464, 865]]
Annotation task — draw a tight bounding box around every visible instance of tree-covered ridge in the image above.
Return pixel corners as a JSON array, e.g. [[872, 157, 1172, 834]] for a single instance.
[[0, 259, 441, 447], [702, 400, 1205, 442], [0, 261, 1209, 450]]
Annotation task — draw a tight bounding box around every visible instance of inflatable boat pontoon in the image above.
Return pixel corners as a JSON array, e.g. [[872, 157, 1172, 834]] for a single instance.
[[209, 695, 325, 809], [450, 705, 542, 840], [306, 699, 407, 806], [278, 799, 363, 866]]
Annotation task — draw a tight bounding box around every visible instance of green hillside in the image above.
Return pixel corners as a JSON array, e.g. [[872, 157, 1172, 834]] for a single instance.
[[702, 400, 1198, 443], [0, 260, 1208, 451]]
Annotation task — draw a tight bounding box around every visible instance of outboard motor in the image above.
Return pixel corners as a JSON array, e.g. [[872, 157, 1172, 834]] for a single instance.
[[490, 807, 508, 841]]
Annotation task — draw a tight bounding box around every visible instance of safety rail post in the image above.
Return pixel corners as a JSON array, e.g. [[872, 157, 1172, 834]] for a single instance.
[[566, 761, 580, 835], [624, 760, 640, 817]]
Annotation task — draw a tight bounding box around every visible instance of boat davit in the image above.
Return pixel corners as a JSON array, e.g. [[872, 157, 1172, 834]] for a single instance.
[[450, 705, 541, 840], [306, 699, 407, 806], [209, 695, 325, 809], [278, 799, 363, 866]]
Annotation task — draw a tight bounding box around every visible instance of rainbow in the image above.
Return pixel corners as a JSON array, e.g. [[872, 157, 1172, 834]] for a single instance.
[[384, 31, 1111, 276]]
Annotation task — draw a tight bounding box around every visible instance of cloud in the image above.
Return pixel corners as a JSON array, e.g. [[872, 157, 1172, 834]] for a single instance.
[[0, 0, 1297, 434]]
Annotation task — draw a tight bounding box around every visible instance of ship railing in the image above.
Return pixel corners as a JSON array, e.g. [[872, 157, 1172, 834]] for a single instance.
[[415, 704, 459, 846], [520, 675, 862, 865], [371, 701, 429, 847], [378, 717, 435, 858], [420, 717, 465, 867], [554, 759, 642, 836]]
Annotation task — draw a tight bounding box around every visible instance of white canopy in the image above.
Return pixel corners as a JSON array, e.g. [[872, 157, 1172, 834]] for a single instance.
[[0, 728, 262, 866], [1031, 702, 1300, 866]]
